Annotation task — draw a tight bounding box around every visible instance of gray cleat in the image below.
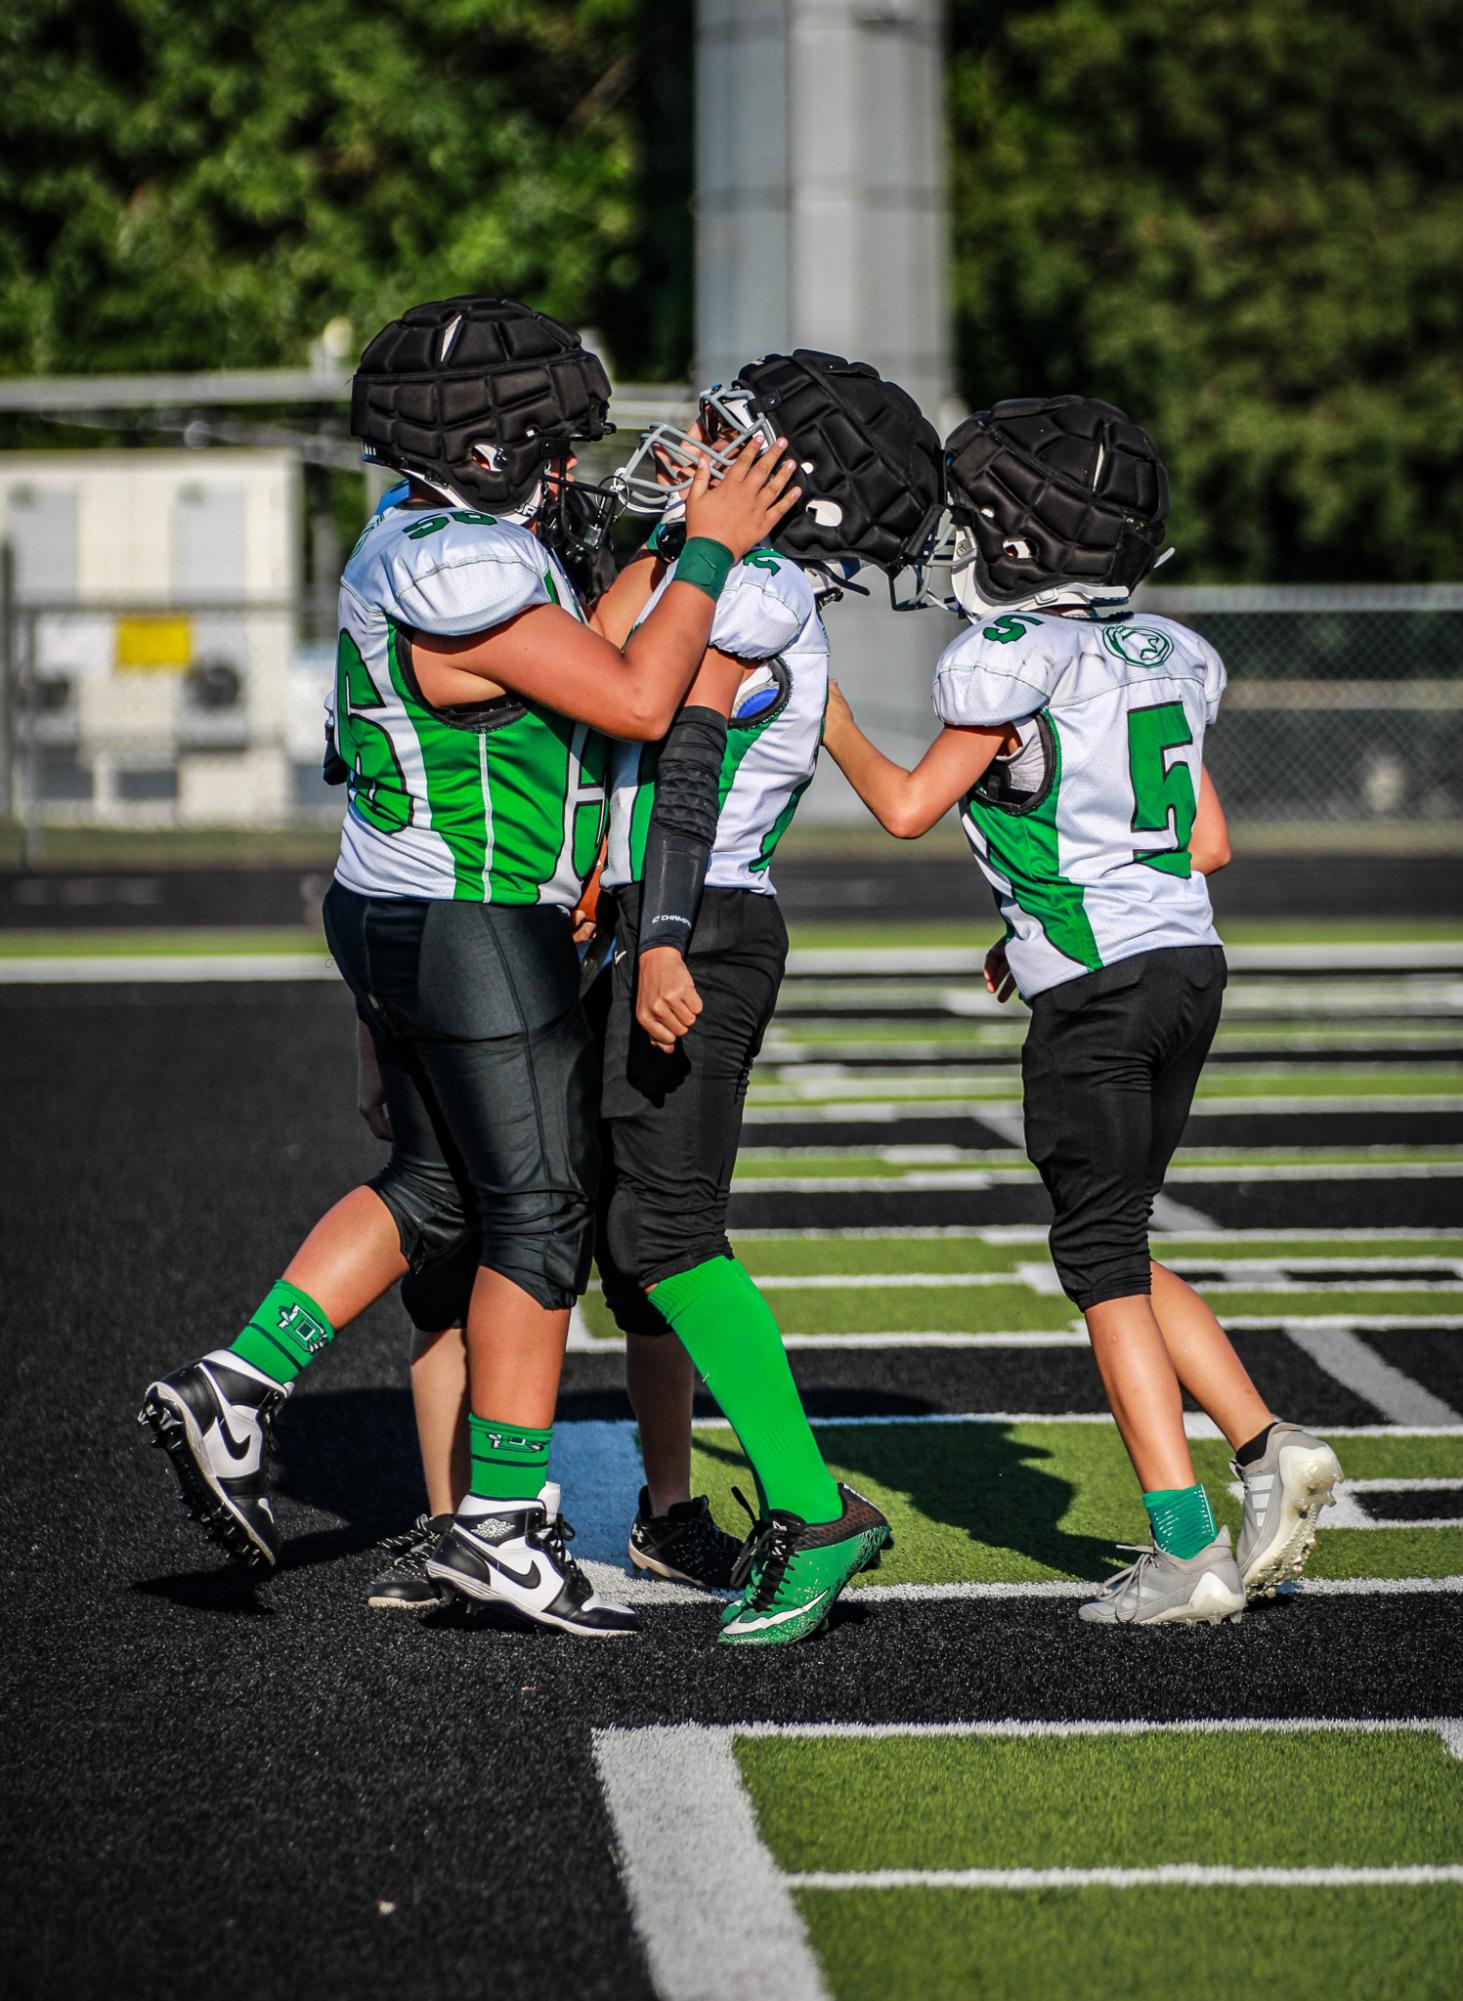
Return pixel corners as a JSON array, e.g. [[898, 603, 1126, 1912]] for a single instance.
[[1078, 1527, 1246, 1626], [1233, 1422, 1343, 1598]]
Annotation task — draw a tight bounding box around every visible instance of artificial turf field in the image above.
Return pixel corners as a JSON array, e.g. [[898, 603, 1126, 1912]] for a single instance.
[[2, 918, 1460, 2001]]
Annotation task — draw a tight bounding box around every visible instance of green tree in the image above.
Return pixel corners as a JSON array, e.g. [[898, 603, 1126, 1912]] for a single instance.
[[0, 0, 694, 382], [949, 0, 1463, 580]]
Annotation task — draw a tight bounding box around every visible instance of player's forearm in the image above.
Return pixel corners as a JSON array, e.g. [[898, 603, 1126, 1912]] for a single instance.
[[825, 723, 931, 839]]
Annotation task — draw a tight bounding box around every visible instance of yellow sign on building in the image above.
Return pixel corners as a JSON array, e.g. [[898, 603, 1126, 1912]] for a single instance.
[[115, 615, 192, 672]]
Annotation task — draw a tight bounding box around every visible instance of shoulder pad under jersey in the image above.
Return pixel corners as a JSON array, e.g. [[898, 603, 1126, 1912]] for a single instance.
[[931, 611, 1078, 727], [709, 551, 816, 662], [375, 513, 555, 637]]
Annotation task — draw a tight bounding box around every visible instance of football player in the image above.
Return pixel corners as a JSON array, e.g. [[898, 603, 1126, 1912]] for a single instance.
[[822, 395, 1342, 1626], [139, 295, 800, 1639], [588, 351, 945, 1645]]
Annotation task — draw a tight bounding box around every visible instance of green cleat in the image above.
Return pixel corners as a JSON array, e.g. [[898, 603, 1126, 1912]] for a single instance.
[[719, 1483, 891, 1647]]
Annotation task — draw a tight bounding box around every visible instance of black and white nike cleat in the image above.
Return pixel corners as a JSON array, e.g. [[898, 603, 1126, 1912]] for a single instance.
[[138, 1352, 287, 1569], [427, 1483, 640, 1637], [365, 1512, 454, 1610]]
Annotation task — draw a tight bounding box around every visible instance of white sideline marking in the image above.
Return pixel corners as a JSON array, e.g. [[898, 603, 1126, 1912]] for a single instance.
[[1152, 1192, 1220, 1229], [849, 1577, 1463, 1604], [1265, 1475, 1463, 1533], [577, 1316, 1459, 1353], [733, 1716, 1463, 1742], [746, 1095, 1463, 1122], [1282, 1323, 1462, 1426], [782, 944, 1463, 975], [786, 1864, 1463, 1891], [731, 1162, 1463, 1192], [700, 1262, 1463, 1290], [593, 1725, 830, 2001], [730, 1225, 1463, 1244]]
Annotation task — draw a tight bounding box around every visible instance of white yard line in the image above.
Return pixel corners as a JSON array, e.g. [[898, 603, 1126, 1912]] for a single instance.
[[732, 1716, 1463, 1742], [556, 1411, 1463, 1439], [592, 1725, 830, 2001], [591, 1713, 1463, 1993], [785, 1863, 1463, 1891], [744, 1094, 1463, 1122], [1282, 1323, 1462, 1426], [0, 952, 337, 984], [782, 945, 1463, 975], [727, 1225, 1463, 1243]]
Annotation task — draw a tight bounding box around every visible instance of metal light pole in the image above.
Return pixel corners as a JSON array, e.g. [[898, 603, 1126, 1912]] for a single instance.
[[694, 0, 959, 819]]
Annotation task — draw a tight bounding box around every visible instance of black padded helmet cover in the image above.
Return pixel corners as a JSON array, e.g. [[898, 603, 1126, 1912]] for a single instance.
[[944, 395, 1170, 605], [350, 296, 612, 511], [735, 350, 944, 574]]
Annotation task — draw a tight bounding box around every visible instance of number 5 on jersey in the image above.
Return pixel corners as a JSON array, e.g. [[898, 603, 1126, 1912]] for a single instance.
[[1128, 700, 1196, 876], [336, 632, 413, 833]]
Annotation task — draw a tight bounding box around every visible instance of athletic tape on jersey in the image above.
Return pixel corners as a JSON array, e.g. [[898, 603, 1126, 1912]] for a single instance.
[[331, 507, 608, 905], [932, 611, 1225, 997], [602, 552, 828, 897]]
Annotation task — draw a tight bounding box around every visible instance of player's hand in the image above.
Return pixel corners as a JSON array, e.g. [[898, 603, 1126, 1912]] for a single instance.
[[572, 860, 604, 944], [684, 436, 800, 560], [355, 1023, 393, 1141], [984, 937, 1016, 1005], [636, 945, 703, 1052]]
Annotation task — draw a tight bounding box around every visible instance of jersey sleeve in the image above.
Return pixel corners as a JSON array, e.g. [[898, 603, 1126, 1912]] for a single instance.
[[383, 520, 554, 637], [1198, 635, 1227, 725], [707, 559, 811, 661], [930, 625, 1056, 728]]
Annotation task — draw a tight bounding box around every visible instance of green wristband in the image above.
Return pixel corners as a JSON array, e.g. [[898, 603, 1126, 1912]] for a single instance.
[[673, 536, 736, 603]]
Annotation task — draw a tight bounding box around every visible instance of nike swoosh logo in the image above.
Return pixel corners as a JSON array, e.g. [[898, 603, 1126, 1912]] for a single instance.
[[199, 1368, 254, 1462], [726, 1589, 832, 1633], [486, 1554, 544, 1590]]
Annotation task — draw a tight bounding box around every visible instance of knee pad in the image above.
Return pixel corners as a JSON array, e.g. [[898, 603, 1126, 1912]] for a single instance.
[[478, 1191, 595, 1314], [369, 1152, 474, 1274], [598, 1264, 674, 1339], [602, 1172, 727, 1294], [400, 1236, 480, 1332]]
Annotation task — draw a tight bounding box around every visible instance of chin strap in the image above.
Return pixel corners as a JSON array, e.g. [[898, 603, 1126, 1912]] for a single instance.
[[637, 706, 729, 956]]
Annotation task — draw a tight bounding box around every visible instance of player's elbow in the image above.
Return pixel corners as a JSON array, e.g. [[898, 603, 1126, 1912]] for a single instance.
[[883, 798, 936, 840], [617, 692, 679, 741], [1192, 833, 1232, 875]]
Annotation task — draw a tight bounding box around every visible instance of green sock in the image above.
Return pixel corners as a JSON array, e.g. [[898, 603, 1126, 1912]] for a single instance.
[[468, 1414, 553, 1502], [228, 1279, 335, 1385], [652, 1255, 841, 1525], [1143, 1483, 1217, 1560]]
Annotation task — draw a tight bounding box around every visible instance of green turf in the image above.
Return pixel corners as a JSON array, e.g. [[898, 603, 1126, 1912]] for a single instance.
[[737, 1729, 1463, 1872], [726, 1234, 1463, 1276], [592, 1278, 1463, 1336], [686, 1424, 1463, 1585], [796, 1885, 1462, 2001]]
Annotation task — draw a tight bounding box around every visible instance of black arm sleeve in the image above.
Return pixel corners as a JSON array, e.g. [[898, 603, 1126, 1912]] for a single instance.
[[638, 704, 729, 957]]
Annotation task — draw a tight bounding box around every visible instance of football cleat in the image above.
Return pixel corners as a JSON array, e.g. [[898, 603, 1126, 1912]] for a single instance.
[[365, 1512, 455, 1610], [1233, 1423, 1343, 1598], [138, 1352, 288, 1569], [427, 1483, 640, 1637], [1077, 1528, 1246, 1626], [719, 1483, 891, 1648], [628, 1488, 740, 1590]]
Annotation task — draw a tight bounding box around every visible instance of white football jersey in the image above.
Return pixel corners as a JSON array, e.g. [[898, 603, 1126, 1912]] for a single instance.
[[932, 609, 1226, 997], [332, 504, 608, 905], [602, 549, 828, 896]]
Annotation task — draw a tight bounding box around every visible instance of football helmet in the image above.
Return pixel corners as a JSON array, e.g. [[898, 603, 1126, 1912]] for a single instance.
[[942, 395, 1171, 618], [350, 296, 613, 517], [613, 350, 944, 593]]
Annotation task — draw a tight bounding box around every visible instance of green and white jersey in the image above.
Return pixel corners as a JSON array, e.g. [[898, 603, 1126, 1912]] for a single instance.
[[331, 505, 609, 905], [932, 609, 1226, 997], [602, 550, 828, 897]]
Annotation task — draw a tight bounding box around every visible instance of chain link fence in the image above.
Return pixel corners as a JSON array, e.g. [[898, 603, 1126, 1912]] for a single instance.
[[2, 571, 1459, 851]]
